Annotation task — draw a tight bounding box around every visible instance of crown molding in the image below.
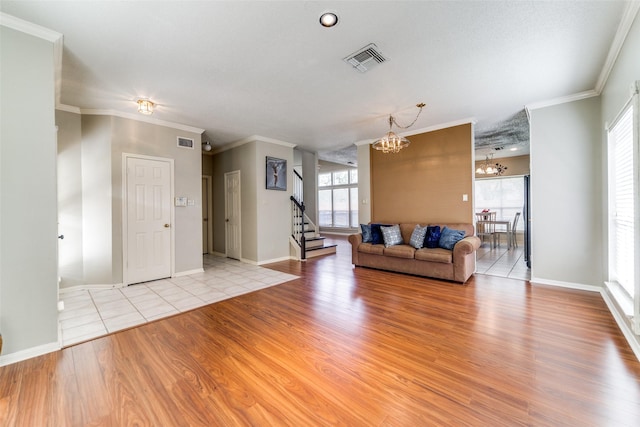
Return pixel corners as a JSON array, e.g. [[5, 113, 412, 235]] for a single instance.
[[404, 117, 477, 137], [56, 103, 82, 114], [0, 12, 61, 42], [354, 117, 477, 146], [595, 1, 640, 94], [211, 135, 296, 155], [76, 108, 204, 134], [525, 89, 599, 111]]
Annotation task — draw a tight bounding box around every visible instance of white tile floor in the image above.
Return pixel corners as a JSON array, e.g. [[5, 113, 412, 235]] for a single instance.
[[475, 238, 531, 280], [59, 255, 298, 347]]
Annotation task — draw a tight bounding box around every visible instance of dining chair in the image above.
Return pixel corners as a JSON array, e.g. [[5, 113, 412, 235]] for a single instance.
[[476, 211, 496, 247], [494, 212, 520, 248]]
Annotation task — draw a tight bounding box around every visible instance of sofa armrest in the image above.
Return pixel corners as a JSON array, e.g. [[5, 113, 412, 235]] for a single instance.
[[348, 233, 363, 265], [453, 236, 481, 257]]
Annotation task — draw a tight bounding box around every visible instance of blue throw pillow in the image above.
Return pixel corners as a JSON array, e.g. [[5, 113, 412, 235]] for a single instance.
[[370, 223, 390, 245], [360, 224, 372, 243], [424, 225, 441, 249], [438, 226, 466, 250], [381, 224, 403, 247], [409, 224, 428, 249]]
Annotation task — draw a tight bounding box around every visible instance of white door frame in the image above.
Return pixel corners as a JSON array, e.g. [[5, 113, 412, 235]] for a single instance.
[[224, 170, 241, 260], [202, 175, 213, 254], [122, 153, 175, 286]]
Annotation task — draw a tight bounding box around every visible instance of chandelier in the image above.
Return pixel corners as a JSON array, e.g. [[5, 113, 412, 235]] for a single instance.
[[476, 153, 508, 176], [372, 103, 425, 154]]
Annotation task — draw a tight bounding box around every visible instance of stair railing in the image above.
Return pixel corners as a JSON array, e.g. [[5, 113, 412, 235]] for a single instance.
[[290, 195, 306, 260], [293, 169, 303, 206]]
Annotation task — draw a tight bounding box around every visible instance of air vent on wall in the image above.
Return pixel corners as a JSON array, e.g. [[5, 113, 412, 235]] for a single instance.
[[343, 43, 387, 73]]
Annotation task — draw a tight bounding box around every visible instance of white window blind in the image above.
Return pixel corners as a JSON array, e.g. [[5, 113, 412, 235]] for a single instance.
[[609, 105, 635, 298]]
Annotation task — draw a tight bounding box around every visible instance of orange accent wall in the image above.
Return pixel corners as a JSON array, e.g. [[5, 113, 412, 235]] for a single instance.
[[371, 123, 473, 224]]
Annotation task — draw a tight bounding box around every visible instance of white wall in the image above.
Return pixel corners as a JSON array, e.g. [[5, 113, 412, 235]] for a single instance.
[[81, 115, 114, 284], [57, 110, 84, 288], [256, 141, 294, 263], [0, 25, 59, 357], [357, 143, 371, 224], [529, 96, 603, 287], [110, 116, 203, 278], [211, 142, 258, 261], [600, 10, 640, 350], [211, 138, 294, 264], [56, 113, 203, 288]]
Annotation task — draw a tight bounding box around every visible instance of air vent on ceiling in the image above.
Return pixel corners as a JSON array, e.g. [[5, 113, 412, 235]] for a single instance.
[[343, 43, 387, 73]]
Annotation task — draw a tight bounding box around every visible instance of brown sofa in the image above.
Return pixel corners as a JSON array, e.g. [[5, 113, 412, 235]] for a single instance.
[[348, 222, 481, 284]]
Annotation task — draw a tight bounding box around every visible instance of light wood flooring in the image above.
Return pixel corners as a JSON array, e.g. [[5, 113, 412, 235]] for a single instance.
[[1, 236, 639, 426]]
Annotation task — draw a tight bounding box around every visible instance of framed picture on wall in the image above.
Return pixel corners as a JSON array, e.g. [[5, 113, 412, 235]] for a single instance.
[[266, 156, 287, 191]]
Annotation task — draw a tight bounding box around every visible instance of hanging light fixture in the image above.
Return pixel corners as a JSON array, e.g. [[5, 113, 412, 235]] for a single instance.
[[372, 103, 425, 154], [475, 153, 508, 175], [202, 141, 212, 152], [136, 98, 154, 115], [475, 154, 494, 175]]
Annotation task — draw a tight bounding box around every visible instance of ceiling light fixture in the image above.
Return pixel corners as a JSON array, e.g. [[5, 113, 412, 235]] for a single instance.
[[136, 98, 154, 115], [476, 154, 495, 175], [372, 103, 425, 154], [476, 153, 508, 176], [319, 12, 338, 27], [202, 141, 212, 152]]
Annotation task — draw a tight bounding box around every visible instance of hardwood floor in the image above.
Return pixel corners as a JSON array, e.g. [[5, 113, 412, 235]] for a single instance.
[[1, 236, 639, 426]]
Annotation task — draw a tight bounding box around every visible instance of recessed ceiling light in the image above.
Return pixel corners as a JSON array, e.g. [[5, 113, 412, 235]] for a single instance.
[[319, 12, 338, 28], [510, 147, 519, 151]]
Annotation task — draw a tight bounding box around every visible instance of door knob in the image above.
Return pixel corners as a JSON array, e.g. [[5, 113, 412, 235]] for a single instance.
[[164, 224, 170, 228]]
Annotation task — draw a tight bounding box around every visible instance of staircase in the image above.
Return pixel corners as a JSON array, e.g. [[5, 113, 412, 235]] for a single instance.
[[290, 170, 336, 260]]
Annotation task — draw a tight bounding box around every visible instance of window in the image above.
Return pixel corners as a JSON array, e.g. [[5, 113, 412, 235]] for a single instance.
[[475, 176, 525, 231], [608, 102, 637, 301], [318, 169, 358, 229]]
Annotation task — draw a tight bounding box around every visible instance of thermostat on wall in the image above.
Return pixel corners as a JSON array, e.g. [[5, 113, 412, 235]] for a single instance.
[[175, 197, 187, 207]]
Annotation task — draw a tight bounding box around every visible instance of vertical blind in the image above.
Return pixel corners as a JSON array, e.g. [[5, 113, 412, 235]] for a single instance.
[[609, 105, 635, 298]]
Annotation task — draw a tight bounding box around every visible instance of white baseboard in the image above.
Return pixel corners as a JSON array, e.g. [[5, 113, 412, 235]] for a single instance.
[[531, 276, 639, 362], [0, 341, 60, 367], [530, 276, 601, 293], [600, 289, 640, 362], [256, 256, 296, 265], [173, 268, 204, 277]]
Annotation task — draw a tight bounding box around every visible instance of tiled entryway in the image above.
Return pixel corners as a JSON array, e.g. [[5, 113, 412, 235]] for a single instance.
[[476, 239, 530, 280], [59, 255, 298, 347]]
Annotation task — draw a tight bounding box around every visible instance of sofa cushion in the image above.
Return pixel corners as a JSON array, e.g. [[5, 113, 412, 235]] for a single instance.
[[424, 225, 441, 249], [415, 247, 453, 264], [381, 224, 403, 247], [358, 243, 385, 255], [370, 223, 391, 245], [360, 224, 373, 243], [383, 244, 416, 259], [409, 224, 428, 249], [439, 226, 466, 250]]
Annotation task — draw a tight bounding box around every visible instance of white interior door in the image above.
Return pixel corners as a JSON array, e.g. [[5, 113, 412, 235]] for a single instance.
[[224, 171, 241, 260], [125, 156, 172, 284]]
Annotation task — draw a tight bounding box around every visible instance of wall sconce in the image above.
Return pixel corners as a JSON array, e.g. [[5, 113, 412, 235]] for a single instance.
[[137, 98, 154, 115]]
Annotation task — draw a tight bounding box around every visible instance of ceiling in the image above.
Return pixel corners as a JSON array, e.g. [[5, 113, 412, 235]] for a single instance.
[[1, 1, 632, 165]]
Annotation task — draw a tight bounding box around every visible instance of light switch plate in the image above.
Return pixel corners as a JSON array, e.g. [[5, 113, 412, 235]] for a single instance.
[[175, 197, 187, 207]]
